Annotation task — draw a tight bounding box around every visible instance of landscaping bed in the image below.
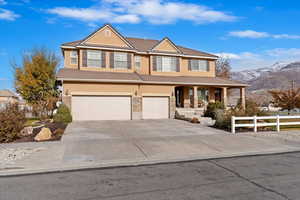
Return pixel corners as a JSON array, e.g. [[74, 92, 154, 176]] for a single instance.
[[14, 121, 67, 143]]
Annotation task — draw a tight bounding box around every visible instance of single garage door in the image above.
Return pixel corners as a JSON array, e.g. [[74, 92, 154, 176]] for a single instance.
[[72, 96, 131, 121], [142, 97, 169, 119]]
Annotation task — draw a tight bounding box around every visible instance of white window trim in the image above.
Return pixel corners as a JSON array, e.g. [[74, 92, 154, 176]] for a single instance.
[[157, 56, 177, 72], [87, 50, 102, 67], [70, 51, 78, 65], [191, 60, 209, 72], [114, 52, 128, 69]]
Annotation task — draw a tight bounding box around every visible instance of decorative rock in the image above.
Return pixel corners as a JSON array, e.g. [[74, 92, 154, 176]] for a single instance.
[[34, 127, 52, 141], [20, 126, 33, 136]]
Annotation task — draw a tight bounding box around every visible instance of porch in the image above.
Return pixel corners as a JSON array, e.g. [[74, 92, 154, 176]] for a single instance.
[[175, 85, 246, 110]]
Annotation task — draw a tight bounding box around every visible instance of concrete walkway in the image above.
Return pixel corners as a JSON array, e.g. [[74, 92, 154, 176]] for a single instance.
[[1, 119, 300, 176]]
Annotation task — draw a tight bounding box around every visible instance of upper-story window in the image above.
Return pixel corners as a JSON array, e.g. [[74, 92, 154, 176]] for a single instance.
[[134, 56, 141, 70], [114, 52, 128, 69], [156, 56, 178, 72], [70, 51, 78, 65], [190, 59, 209, 72], [87, 50, 102, 67]]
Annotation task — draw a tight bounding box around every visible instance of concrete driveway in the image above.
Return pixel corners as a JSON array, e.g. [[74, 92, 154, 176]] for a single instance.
[[62, 119, 225, 141], [61, 119, 300, 166]]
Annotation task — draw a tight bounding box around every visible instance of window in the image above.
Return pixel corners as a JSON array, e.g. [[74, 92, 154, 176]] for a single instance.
[[114, 52, 128, 69], [198, 88, 209, 102], [135, 56, 141, 70], [156, 56, 177, 72], [190, 60, 209, 72], [70, 51, 78, 65], [87, 50, 101, 67]]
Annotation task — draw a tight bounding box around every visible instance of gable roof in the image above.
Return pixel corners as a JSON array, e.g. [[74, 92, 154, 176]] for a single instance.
[[61, 25, 218, 59], [0, 89, 17, 97], [57, 68, 247, 87], [150, 37, 183, 54], [79, 24, 135, 49]]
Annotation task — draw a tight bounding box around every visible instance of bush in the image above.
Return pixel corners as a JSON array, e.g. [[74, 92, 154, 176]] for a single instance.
[[0, 103, 26, 143], [204, 101, 225, 119], [53, 104, 72, 123]]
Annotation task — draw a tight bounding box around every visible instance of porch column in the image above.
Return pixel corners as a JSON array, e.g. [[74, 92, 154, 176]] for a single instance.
[[183, 87, 190, 108], [193, 86, 198, 108], [209, 88, 215, 103], [222, 87, 228, 108], [240, 87, 246, 110]]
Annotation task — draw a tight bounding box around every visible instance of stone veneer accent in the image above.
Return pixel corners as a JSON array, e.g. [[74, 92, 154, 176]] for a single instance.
[[62, 95, 72, 110], [132, 96, 142, 120], [169, 96, 176, 119]]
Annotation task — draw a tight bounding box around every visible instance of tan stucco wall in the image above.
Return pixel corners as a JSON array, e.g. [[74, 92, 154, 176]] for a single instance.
[[135, 54, 150, 74], [140, 85, 174, 96], [84, 26, 129, 48], [0, 96, 18, 103], [153, 40, 178, 53]]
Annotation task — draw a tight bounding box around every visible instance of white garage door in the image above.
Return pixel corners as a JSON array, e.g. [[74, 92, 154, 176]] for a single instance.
[[142, 97, 169, 119], [72, 96, 131, 121]]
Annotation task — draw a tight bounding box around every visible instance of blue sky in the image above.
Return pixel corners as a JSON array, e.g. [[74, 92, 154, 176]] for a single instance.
[[1, 0, 300, 89]]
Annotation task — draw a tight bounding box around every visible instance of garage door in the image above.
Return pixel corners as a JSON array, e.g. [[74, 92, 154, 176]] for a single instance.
[[142, 97, 169, 119], [72, 96, 131, 121]]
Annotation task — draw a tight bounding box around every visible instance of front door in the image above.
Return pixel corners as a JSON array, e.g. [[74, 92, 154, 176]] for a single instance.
[[175, 87, 184, 107]]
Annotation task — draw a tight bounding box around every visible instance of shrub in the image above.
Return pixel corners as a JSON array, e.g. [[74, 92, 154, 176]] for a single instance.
[[53, 104, 72, 123], [204, 101, 225, 119], [0, 103, 26, 143]]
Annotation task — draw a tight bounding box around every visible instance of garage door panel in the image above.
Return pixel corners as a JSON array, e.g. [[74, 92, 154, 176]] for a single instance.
[[72, 96, 131, 121], [142, 97, 169, 119]]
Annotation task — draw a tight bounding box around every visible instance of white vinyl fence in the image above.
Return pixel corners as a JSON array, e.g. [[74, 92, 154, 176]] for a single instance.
[[231, 115, 300, 134]]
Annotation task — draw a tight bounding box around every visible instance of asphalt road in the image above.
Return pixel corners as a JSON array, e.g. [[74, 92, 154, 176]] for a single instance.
[[2, 152, 300, 200]]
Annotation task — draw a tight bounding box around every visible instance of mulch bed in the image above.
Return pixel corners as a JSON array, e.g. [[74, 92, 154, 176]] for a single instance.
[[14, 122, 68, 143]]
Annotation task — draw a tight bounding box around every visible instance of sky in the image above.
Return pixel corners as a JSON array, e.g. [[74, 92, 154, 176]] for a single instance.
[[1, 0, 300, 90]]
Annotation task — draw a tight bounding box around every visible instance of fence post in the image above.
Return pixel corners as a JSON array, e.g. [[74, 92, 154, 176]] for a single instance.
[[231, 116, 235, 134], [276, 115, 280, 132], [254, 115, 257, 133]]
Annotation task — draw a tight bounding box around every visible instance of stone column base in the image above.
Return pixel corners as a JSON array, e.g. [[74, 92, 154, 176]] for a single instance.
[[132, 96, 142, 120]]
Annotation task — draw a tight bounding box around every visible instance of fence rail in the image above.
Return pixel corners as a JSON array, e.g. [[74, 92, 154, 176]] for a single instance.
[[231, 115, 300, 134]]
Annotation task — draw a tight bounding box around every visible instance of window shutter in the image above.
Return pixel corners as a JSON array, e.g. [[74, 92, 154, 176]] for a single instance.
[[127, 53, 132, 69], [110, 52, 114, 68], [176, 57, 180, 72], [101, 51, 106, 68], [206, 61, 209, 71], [152, 56, 157, 71], [188, 59, 191, 71], [82, 50, 87, 67]]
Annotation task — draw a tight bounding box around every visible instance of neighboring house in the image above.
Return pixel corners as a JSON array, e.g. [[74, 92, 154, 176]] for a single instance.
[[0, 89, 19, 109], [57, 24, 247, 121]]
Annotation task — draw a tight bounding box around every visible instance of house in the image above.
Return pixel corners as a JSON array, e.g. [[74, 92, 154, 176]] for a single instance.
[[0, 89, 19, 109], [57, 24, 247, 121]]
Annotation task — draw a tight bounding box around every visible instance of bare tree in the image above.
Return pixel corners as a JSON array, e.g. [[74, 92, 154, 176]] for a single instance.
[[216, 57, 231, 79]]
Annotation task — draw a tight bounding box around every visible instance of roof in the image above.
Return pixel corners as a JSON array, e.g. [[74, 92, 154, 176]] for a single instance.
[[61, 24, 218, 59], [0, 89, 17, 97], [57, 68, 247, 87]]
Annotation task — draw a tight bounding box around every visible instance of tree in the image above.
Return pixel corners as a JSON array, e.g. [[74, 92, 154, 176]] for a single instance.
[[216, 57, 231, 79], [269, 87, 300, 114], [14, 48, 59, 119]]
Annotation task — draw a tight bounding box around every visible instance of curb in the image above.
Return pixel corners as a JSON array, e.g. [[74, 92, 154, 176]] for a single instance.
[[1, 148, 300, 177]]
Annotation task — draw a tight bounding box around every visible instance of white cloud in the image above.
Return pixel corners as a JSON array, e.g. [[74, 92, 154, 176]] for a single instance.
[[0, 0, 6, 5], [229, 30, 269, 38], [217, 48, 300, 70], [47, 0, 237, 24], [0, 8, 19, 21], [229, 30, 300, 39]]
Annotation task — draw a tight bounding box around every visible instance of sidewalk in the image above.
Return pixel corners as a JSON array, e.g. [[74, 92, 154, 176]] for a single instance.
[[1, 129, 300, 176]]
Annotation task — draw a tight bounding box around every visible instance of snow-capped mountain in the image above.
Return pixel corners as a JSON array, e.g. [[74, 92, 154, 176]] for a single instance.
[[232, 61, 300, 83]]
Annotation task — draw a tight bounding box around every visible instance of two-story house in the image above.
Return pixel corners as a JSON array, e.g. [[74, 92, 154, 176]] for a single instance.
[[57, 24, 247, 121]]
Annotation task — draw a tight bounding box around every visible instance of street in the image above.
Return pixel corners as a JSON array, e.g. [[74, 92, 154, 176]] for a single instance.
[[1, 152, 300, 200]]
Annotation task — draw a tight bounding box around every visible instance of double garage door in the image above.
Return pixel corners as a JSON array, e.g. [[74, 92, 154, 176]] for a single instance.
[[72, 96, 169, 121]]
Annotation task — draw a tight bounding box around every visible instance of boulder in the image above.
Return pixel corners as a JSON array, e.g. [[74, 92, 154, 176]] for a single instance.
[[20, 126, 33, 136], [34, 128, 52, 141]]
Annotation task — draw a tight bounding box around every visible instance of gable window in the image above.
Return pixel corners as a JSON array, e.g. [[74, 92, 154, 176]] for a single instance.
[[87, 50, 102, 67], [114, 52, 128, 69], [70, 51, 78, 65], [134, 56, 141, 70], [156, 56, 177, 72], [190, 60, 209, 72]]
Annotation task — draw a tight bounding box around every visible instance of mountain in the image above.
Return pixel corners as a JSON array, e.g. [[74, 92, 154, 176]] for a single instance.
[[232, 61, 300, 92]]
